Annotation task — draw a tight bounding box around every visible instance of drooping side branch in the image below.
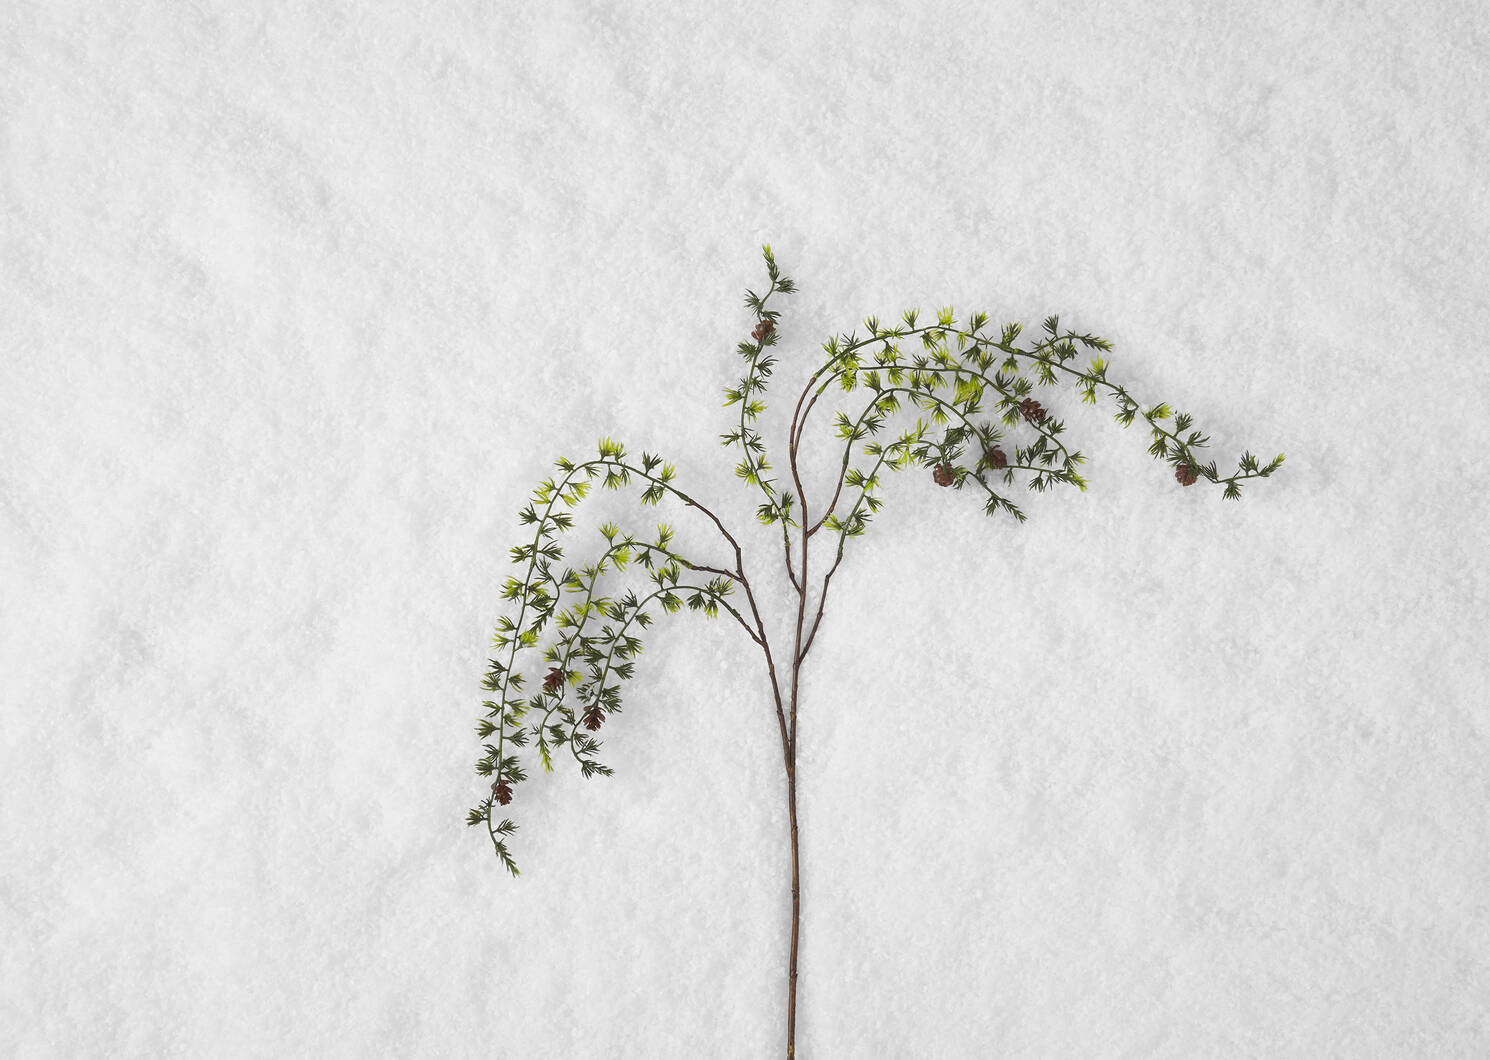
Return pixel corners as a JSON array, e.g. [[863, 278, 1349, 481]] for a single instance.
[[795, 312, 1281, 511], [469, 438, 777, 875], [785, 309, 1284, 666]]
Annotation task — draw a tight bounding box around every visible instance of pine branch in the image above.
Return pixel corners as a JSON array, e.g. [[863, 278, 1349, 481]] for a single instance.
[[470, 247, 1285, 1059]]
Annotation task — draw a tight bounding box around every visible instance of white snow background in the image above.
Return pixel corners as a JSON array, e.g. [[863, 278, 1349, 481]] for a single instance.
[[3, 1, 1487, 1057]]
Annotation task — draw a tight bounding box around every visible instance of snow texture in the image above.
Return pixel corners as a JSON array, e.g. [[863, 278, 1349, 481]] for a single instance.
[[4, 1, 1488, 1056]]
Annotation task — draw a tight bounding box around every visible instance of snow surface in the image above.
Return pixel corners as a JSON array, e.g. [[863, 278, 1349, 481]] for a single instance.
[[4, 1, 1488, 1056]]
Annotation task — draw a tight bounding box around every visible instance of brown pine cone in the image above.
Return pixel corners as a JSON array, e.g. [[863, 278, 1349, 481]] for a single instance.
[[751, 319, 776, 342], [984, 446, 1008, 469], [543, 666, 564, 693], [582, 703, 605, 731], [933, 463, 956, 487], [491, 780, 513, 805], [1175, 462, 1198, 486], [1019, 398, 1046, 424]]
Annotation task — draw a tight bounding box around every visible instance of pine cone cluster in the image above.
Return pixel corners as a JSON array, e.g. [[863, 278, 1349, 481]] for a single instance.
[[983, 446, 1008, 469], [1019, 398, 1046, 424], [543, 666, 564, 693], [491, 780, 513, 805], [751, 318, 776, 343], [582, 703, 605, 731], [933, 463, 956, 487], [1175, 462, 1199, 487]]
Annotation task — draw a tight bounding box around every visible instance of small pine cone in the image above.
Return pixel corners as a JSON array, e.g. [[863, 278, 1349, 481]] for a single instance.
[[1019, 398, 1046, 424], [751, 318, 775, 342], [491, 780, 513, 805], [984, 446, 1008, 469], [933, 463, 956, 487], [582, 703, 605, 731], [543, 666, 564, 693], [1175, 462, 1198, 487]]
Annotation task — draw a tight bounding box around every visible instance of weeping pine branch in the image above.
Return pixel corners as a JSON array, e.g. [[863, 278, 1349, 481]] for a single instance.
[[467, 245, 1284, 1057]]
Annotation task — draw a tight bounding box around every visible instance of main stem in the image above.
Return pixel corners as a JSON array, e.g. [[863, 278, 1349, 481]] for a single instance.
[[785, 488, 810, 1057], [785, 714, 800, 1058]]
